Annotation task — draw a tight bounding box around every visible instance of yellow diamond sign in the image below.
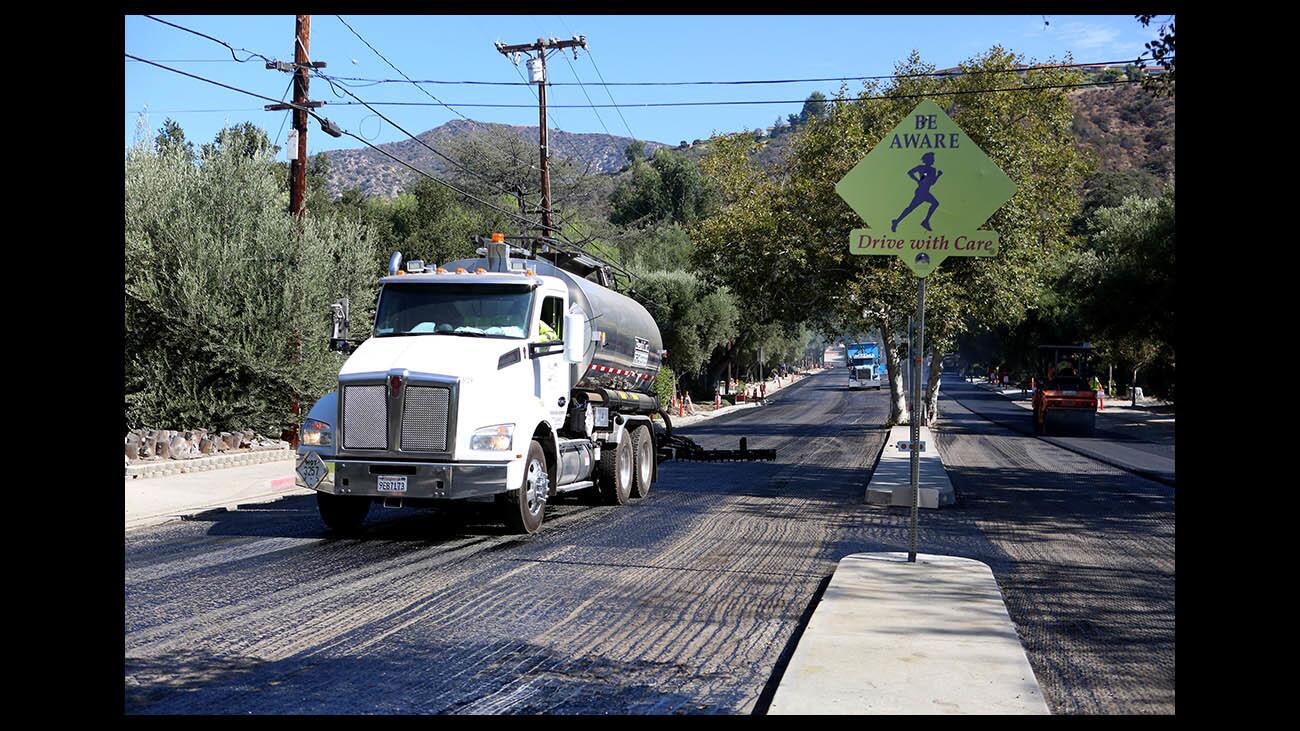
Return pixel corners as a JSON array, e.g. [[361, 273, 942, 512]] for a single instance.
[[835, 99, 1016, 277]]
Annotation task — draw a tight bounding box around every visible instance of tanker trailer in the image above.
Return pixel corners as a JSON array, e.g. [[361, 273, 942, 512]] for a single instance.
[[297, 237, 666, 535]]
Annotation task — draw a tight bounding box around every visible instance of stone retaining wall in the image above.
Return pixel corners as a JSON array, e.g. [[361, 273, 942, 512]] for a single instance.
[[125, 448, 293, 480]]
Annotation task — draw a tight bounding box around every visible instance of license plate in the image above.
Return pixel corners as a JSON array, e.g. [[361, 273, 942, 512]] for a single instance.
[[1062, 390, 1077, 395], [377, 475, 408, 493]]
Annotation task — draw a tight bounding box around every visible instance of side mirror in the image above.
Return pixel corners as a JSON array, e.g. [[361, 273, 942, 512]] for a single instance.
[[563, 312, 585, 364], [329, 298, 352, 353]]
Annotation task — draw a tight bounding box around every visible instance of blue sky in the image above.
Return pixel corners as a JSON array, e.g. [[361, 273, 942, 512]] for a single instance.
[[125, 14, 1160, 154]]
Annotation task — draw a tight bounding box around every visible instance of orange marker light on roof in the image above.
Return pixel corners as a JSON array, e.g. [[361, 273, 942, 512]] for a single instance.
[[491, 232, 505, 243], [475, 267, 487, 274], [435, 267, 447, 274], [396, 270, 407, 276], [455, 267, 466, 274]]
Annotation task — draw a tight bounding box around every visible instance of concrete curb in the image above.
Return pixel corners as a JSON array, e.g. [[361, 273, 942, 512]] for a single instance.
[[768, 552, 1049, 715], [865, 425, 955, 508], [125, 448, 293, 480], [125, 460, 311, 532]]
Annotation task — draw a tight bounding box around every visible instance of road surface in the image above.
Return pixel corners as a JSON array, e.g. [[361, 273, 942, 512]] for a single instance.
[[125, 368, 1174, 714]]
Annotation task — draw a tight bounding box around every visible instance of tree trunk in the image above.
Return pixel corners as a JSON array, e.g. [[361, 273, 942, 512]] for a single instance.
[[879, 316, 908, 425], [924, 344, 945, 424], [1131, 366, 1140, 406], [704, 340, 737, 394]]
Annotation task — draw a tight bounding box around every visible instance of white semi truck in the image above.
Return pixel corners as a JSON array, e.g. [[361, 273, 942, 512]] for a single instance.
[[295, 236, 666, 534]]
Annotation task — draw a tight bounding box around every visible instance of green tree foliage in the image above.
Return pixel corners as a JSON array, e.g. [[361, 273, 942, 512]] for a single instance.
[[631, 270, 738, 378], [615, 223, 696, 273], [1063, 188, 1174, 387], [201, 121, 279, 159], [1074, 169, 1163, 232], [694, 47, 1090, 423], [1136, 14, 1175, 96], [154, 118, 195, 162], [800, 91, 830, 123], [125, 125, 378, 433], [609, 148, 714, 228], [654, 364, 677, 410]]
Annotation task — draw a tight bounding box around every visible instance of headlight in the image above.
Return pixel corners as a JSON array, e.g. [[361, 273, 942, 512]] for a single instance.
[[470, 424, 514, 451], [302, 418, 333, 446]]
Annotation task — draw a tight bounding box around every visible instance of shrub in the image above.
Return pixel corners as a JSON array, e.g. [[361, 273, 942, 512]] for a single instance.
[[124, 134, 380, 433]]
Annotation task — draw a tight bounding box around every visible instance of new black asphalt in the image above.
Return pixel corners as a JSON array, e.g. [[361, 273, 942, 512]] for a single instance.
[[125, 369, 1173, 714]]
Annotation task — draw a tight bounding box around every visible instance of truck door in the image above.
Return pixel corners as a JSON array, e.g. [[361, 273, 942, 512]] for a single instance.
[[535, 294, 570, 427]]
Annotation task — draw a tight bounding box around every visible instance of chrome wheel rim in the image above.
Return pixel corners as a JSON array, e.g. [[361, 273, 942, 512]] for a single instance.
[[637, 434, 653, 487], [525, 458, 547, 515], [617, 443, 632, 494]]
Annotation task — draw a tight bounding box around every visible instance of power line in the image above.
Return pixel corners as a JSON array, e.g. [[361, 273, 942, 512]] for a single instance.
[[558, 15, 637, 144], [272, 76, 294, 148], [555, 36, 614, 140], [125, 108, 262, 114], [141, 15, 274, 64], [333, 14, 541, 173], [316, 57, 1164, 88], [320, 78, 1141, 110], [124, 52, 563, 242], [125, 58, 242, 63], [126, 54, 318, 113], [305, 65, 543, 207]]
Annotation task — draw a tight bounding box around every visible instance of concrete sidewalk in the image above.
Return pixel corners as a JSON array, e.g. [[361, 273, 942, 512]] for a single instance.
[[866, 425, 955, 508], [125, 456, 312, 531], [769, 552, 1048, 714]]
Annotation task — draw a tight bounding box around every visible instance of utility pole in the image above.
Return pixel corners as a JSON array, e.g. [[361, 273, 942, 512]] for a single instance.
[[264, 15, 328, 448], [495, 35, 588, 242], [265, 15, 327, 218], [290, 15, 310, 217]]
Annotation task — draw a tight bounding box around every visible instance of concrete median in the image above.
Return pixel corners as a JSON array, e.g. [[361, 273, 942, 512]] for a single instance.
[[768, 552, 1048, 714]]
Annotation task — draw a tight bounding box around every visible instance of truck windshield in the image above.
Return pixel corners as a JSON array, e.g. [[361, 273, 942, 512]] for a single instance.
[[374, 283, 534, 339]]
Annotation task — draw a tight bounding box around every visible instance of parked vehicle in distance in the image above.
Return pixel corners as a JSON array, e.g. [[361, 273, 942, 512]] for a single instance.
[[845, 342, 882, 390], [1032, 344, 1097, 436]]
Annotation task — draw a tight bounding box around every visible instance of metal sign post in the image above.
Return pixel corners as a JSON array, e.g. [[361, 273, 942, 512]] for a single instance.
[[909, 278, 925, 562], [833, 99, 1016, 564]]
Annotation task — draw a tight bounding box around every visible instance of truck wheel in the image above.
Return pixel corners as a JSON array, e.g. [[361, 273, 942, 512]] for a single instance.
[[501, 440, 547, 534], [598, 430, 633, 505], [316, 492, 370, 534], [630, 425, 654, 498]]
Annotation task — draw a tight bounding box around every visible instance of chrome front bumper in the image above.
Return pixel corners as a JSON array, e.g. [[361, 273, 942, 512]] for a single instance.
[[319, 459, 509, 500]]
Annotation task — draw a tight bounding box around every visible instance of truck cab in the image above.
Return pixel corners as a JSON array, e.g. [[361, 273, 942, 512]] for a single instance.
[[845, 342, 882, 390], [296, 237, 665, 535]]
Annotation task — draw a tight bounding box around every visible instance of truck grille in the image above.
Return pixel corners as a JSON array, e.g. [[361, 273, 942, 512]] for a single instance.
[[401, 386, 451, 452], [343, 385, 388, 449]]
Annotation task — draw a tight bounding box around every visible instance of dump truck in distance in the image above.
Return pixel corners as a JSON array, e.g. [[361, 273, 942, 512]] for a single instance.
[[845, 342, 882, 390]]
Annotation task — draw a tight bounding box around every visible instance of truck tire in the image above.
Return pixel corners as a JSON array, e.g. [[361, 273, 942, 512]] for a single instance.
[[500, 440, 547, 534], [630, 425, 654, 499], [316, 492, 370, 534], [598, 430, 633, 505]]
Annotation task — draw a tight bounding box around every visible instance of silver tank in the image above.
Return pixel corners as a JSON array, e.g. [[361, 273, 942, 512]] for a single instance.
[[443, 256, 663, 397]]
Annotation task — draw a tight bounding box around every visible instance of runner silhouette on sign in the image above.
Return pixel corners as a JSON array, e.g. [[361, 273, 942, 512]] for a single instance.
[[891, 152, 943, 232]]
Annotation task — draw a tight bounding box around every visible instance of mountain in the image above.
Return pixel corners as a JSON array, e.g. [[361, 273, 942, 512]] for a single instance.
[[322, 119, 669, 199], [323, 85, 1173, 206], [1068, 84, 1174, 182]]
